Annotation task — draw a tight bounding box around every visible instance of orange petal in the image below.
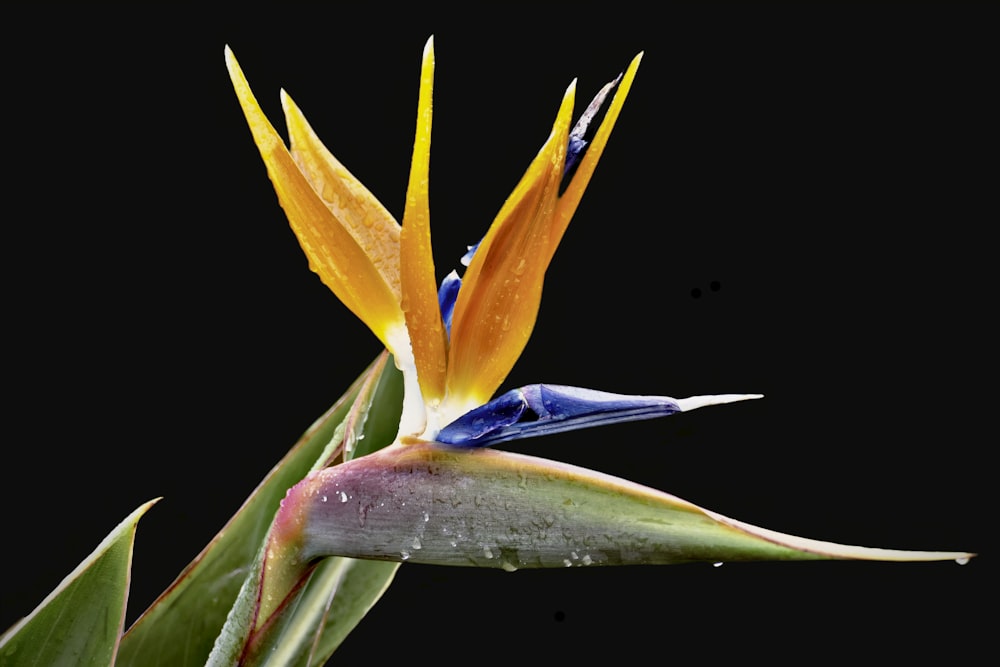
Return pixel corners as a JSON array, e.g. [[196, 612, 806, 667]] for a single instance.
[[225, 46, 404, 349], [400, 38, 447, 405], [281, 90, 401, 299], [445, 81, 577, 410], [552, 53, 642, 254]]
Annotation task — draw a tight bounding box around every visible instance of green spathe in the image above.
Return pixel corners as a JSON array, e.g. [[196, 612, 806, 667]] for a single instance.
[[295, 443, 972, 569]]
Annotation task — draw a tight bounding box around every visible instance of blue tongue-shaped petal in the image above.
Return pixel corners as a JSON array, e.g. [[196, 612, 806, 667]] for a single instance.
[[436, 384, 759, 448], [437, 270, 462, 336], [436, 385, 677, 447]]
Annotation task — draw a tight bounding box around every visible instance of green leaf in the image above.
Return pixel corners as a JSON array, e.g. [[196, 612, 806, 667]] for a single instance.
[[0, 499, 158, 667], [240, 558, 398, 667], [118, 353, 401, 667]]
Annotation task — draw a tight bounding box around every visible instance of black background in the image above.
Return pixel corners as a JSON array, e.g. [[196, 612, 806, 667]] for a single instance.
[[2, 5, 994, 666]]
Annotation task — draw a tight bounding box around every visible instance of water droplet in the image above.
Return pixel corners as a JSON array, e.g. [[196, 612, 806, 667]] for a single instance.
[[400, 550, 411, 561], [483, 545, 494, 559], [412, 536, 422, 550], [321, 495, 328, 502], [423, 511, 430, 522], [339, 491, 348, 503], [570, 551, 579, 560], [321, 181, 338, 204], [713, 561, 724, 568], [955, 556, 970, 565], [581, 554, 593, 566], [500, 560, 518, 572], [562, 559, 573, 567]]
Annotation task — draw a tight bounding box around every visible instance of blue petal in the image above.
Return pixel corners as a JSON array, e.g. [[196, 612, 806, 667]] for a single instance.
[[562, 71, 623, 183], [436, 384, 681, 448], [460, 241, 480, 267], [437, 270, 462, 336]]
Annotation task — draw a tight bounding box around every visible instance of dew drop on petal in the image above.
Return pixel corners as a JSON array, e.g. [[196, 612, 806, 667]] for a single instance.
[[321, 495, 327, 503], [412, 536, 422, 550], [339, 491, 348, 503], [400, 550, 410, 561]]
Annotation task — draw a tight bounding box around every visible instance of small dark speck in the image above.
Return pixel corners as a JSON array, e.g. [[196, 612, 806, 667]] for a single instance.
[[710, 280, 721, 292], [553, 610, 566, 622], [690, 288, 702, 299]]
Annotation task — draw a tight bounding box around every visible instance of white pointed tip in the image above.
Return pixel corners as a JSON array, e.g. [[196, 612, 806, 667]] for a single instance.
[[677, 394, 763, 412]]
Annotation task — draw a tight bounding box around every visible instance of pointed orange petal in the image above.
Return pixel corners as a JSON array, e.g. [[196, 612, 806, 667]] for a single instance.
[[225, 47, 404, 349], [446, 81, 576, 411], [282, 90, 401, 298], [400, 38, 447, 405], [552, 53, 642, 253]]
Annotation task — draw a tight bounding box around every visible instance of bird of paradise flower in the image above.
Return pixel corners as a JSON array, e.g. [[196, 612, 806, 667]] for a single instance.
[[204, 36, 973, 665]]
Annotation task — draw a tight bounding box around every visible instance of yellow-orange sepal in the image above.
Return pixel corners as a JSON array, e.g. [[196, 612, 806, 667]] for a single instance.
[[400, 38, 448, 407], [225, 46, 405, 351], [552, 52, 643, 253], [445, 80, 577, 411]]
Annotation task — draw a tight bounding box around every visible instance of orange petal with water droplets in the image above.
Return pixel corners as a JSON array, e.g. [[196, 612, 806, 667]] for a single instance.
[[281, 90, 401, 299], [400, 38, 447, 405], [552, 52, 642, 255], [446, 81, 577, 410], [225, 47, 404, 350]]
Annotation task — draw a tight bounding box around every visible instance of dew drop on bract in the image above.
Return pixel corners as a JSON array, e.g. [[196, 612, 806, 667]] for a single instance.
[[955, 556, 970, 565]]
